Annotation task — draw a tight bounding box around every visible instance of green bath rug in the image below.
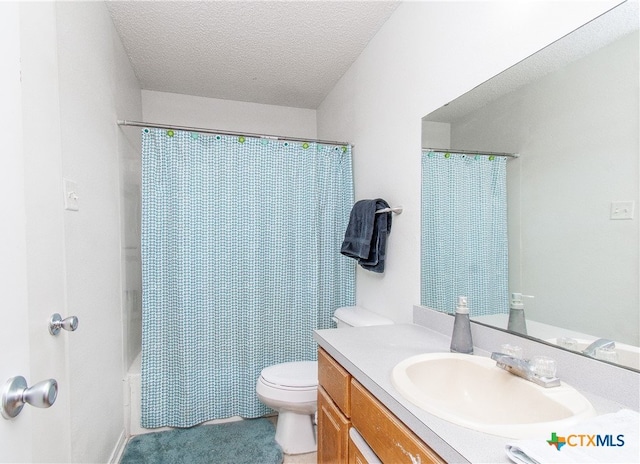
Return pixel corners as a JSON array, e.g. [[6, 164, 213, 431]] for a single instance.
[[120, 418, 283, 464]]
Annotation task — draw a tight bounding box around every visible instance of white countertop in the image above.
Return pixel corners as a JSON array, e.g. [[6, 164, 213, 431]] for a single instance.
[[313, 323, 630, 464]]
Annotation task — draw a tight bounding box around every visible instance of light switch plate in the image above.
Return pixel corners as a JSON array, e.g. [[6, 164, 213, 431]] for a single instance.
[[63, 179, 79, 211], [610, 201, 634, 220]]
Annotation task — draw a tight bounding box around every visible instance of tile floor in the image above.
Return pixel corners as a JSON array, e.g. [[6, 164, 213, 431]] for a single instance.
[[283, 451, 317, 463]]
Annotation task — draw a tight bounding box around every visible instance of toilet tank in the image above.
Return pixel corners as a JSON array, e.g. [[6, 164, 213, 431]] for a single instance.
[[332, 306, 394, 328]]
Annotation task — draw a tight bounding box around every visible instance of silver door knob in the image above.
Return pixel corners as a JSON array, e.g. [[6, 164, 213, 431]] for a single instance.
[[1, 376, 58, 419], [48, 313, 78, 335]]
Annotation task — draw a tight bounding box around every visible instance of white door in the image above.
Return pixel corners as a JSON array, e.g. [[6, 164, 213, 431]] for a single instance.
[[1, 4, 73, 462], [0, 3, 34, 461], [18, 2, 72, 461]]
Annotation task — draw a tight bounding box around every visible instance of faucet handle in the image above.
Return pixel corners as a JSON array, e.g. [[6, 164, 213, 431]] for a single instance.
[[490, 352, 526, 368], [530, 356, 557, 378], [557, 337, 579, 350]]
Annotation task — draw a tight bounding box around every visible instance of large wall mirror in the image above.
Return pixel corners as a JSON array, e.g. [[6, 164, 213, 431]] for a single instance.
[[421, 1, 639, 371]]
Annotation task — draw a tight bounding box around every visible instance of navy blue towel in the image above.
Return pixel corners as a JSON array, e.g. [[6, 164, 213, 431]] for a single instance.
[[340, 199, 392, 273]]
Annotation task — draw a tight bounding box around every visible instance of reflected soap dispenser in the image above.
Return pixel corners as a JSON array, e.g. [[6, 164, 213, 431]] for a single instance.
[[450, 296, 473, 354], [507, 293, 531, 335]]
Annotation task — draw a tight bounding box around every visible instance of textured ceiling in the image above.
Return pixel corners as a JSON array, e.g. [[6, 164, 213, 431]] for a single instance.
[[106, 1, 399, 109]]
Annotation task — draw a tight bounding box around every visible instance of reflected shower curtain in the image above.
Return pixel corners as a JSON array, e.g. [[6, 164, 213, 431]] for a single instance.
[[141, 128, 355, 428], [421, 151, 508, 316]]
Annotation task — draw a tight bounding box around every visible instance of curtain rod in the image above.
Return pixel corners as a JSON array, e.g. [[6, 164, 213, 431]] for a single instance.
[[423, 147, 519, 158], [117, 120, 351, 147]]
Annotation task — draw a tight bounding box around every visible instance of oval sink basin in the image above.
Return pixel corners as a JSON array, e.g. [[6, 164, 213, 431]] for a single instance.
[[391, 353, 596, 439]]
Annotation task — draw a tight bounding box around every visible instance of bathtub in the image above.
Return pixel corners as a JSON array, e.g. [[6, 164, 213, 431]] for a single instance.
[[124, 352, 149, 436], [124, 352, 242, 436]]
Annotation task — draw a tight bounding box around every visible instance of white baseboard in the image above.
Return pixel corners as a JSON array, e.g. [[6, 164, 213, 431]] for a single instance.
[[108, 430, 128, 464]]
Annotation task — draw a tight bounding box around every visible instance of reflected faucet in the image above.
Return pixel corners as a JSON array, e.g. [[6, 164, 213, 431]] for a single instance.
[[491, 352, 561, 388], [582, 339, 615, 358]]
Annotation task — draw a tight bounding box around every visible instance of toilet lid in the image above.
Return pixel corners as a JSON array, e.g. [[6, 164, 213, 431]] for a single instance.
[[260, 361, 318, 388]]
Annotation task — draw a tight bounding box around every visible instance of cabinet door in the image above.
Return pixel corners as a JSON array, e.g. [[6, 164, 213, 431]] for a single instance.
[[318, 385, 350, 464]]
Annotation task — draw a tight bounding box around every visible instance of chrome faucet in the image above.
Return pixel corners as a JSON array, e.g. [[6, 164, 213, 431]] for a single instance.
[[582, 339, 615, 358], [491, 352, 561, 388]]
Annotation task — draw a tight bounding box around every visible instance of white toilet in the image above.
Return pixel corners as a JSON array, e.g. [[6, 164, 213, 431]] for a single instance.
[[256, 306, 393, 455]]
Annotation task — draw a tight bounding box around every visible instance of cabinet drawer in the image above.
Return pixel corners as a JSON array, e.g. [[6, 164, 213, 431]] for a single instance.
[[351, 379, 445, 464], [318, 348, 351, 417], [318, 386, 350, 464]]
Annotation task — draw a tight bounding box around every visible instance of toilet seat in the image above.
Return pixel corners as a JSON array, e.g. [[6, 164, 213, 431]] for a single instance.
[[259, 361, 318, 390]]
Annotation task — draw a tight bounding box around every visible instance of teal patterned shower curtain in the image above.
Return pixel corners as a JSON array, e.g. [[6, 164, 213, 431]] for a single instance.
[[421, 151, 508, 316], [141, 128, 355, 428]]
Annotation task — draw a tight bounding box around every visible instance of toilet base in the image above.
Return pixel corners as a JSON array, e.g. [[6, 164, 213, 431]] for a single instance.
[[275, 410, 316, 455]]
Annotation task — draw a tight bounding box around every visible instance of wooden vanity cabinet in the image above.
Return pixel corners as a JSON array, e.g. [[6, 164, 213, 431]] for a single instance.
[[318, 348, 352, 463], [318, 348, 445, 464]]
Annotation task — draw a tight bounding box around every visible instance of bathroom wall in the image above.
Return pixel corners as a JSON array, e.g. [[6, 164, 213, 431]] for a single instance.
[[316, 0, 620, 323], [55, 2, 141, 462], [142, 90, 318, 139]]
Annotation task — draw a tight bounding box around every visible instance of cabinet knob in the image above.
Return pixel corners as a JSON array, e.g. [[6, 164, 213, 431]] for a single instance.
[[1, 376, 58, 419], [48, 313, 78, 335]]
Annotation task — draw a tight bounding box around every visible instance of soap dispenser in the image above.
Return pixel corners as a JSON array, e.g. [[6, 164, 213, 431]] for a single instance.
[[450, 296, 473, 354], [507, 293, 532, 335]]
